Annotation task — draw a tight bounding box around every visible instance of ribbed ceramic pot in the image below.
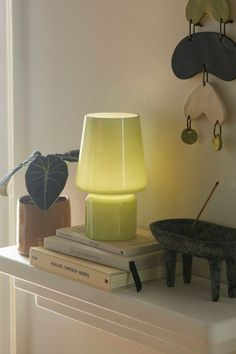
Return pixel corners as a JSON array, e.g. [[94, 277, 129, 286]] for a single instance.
[[17, 195, 71, 256]]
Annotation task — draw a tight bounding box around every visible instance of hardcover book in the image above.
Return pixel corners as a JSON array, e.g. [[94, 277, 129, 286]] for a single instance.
[[30, 246, 169, 292], [56, 225, 161, 256], [44, 235, 164, 271]]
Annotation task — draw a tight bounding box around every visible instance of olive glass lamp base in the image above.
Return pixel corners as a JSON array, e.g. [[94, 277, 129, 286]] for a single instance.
[[85, 193, 137, 241]]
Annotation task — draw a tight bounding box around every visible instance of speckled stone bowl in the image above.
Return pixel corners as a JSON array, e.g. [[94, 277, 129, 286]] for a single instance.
[[150, 219, 236, 302]]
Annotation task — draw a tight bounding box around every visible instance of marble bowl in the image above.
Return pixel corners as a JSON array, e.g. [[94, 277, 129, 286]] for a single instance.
[[150, 219, 236, 302]]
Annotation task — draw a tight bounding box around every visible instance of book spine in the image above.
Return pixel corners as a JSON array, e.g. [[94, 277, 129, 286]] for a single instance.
[[30, 248, 111, 291], [44, 236, 162, 271]]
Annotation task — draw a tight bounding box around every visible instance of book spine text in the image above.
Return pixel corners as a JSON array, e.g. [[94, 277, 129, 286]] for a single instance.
[[30, 248, 111, 291]]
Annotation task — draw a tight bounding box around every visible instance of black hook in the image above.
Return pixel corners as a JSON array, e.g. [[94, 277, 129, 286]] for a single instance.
[[214, 121, 222, 138], [203, 65, 208, 86], [189, 19, 203, 41], [189, 19, 194, 40], [187, 116, 192, 129], [220, 18, 234, 41]]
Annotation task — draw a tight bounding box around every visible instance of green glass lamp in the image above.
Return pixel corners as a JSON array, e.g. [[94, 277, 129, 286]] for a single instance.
[[76, 112, 147, 241]]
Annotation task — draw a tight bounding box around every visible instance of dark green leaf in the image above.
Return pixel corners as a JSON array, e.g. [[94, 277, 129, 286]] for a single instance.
[[25, 154, 68, 210]]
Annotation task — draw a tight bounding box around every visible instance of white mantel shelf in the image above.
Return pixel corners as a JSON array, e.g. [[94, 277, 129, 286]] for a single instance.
[[0, 246, 236, 354]]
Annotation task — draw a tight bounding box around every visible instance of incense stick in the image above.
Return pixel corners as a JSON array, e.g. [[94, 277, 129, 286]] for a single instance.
[[190, 181, 219, 230]]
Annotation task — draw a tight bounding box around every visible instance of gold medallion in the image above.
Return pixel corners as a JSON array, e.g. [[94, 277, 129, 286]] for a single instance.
[[181, 128, 198, 145], [212, 134, 223, 151]]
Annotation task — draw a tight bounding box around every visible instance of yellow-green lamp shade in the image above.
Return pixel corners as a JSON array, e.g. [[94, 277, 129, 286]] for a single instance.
[[76, 112, 147, 241], [76, 112, 147, 194]]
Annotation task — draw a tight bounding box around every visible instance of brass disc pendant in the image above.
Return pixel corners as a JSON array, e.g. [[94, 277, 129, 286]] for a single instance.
[[181, 128, 198, 145], [212, 134, 223, 151]]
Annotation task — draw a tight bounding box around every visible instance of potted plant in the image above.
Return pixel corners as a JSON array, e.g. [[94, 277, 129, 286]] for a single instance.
[[0, 149, 79, 255]]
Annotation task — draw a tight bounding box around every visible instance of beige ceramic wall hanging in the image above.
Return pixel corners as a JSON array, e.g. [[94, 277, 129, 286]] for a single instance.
[[183, 80, 226, 150], [184, 82, 226, 125], [186, 0, 231, 24], [172, 0, 234, 151]]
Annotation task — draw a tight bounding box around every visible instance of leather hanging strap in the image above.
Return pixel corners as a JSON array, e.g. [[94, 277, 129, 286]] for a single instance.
[[129, 261, 142, 292]]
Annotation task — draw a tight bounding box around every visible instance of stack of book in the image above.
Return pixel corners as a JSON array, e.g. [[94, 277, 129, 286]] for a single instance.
[[30, 226, 181, 292]]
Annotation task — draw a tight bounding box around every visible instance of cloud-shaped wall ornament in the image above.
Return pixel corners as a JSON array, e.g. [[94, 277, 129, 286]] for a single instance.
[[186, 0, 231, 24], [184, 82, 226, 125], [171, 32, 236, 81]]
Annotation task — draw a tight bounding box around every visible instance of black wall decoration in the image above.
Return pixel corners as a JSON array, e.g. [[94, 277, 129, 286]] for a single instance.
[[172, 32, 236, 81], [171, 0, 234, 151]]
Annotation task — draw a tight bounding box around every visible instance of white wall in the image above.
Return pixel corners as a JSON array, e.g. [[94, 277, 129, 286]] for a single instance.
[[11, 0, 236, 353], [13, 0, 236, 228]]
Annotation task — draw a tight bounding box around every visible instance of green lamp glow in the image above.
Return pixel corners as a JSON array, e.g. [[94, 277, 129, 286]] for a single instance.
[[76, 112, 147, 241]]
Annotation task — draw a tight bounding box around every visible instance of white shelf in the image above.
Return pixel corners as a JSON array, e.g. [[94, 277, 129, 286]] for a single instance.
[[0, 246, 236, 354]]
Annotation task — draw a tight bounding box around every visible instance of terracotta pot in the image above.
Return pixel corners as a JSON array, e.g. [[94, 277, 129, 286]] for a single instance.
[[17, 195, 71, 256]]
